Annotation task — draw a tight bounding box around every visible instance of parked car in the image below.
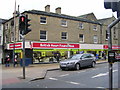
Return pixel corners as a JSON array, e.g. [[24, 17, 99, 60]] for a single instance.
[[60, 53, 96, 70]]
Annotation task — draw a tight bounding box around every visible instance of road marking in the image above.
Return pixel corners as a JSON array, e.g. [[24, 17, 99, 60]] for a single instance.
[[49, 78, 58, 81], [59, 74, 69, 77], [92, 72, 108, 78], [96, 87, 104, 88], [66, 81, 80, 85], [92, 69, 118, 78], [113, 70, 118, 72], [77, 70, 86, 73]]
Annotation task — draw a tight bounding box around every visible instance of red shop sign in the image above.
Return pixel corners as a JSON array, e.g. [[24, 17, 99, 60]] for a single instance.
[[9, 43, 22, 49], [103, 45, 120, 49], [32, 42, 80, 49]]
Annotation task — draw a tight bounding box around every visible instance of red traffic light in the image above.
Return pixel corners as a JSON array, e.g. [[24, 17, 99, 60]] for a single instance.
[[20, 16, 26, 22], [21, 17, 25, 22]]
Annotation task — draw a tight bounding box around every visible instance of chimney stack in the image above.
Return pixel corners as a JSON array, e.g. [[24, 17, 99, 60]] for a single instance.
[[45, 5, 50, 12], [55, 7, 61, 14]]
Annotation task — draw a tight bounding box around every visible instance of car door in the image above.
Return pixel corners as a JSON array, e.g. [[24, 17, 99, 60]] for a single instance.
[[80, 54, 89, 67], [87, 54, 94, 66]]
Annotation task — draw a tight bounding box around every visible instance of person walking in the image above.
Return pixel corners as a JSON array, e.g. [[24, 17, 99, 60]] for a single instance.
[[5, 55, 10, 67], [14, 55, 18, 67], [56, 52, 60, 63]]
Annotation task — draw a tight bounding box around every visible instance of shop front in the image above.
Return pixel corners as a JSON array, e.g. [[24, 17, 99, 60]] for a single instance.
[[32, 42, 80, 63], [6, 41, 120, 64]]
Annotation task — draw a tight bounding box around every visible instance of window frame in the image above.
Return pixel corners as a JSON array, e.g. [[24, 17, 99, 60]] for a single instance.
[[61, 32, 67, 40], [79, 22, 84, 29], [93, 25, 97, 31], [79, 34, 84, 42], [0, 36, 1, 44], [106, 30, 108, 40], [0, 25, 1, 30], [93, 35, 98, 44], [61, 20, 67, 27], [40, 30, 47, 41], [40, 17, 47, 24]]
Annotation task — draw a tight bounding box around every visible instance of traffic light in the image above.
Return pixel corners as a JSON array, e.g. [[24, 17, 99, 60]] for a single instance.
[[24, 15, 31, 35], [19, 15, 26, 34], [104, 0, 120, 18], [19, 15, 31, 35]]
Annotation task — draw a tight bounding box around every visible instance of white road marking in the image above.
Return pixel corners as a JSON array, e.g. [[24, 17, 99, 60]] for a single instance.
[[113, 70, 118, 72], [96, 87, 104, 88], [66, 81, 80, 85], [49, 78, 58, 81], [77, 70, 86, 73], [59, 74, 69, 77], [92, 72, 108, 78]]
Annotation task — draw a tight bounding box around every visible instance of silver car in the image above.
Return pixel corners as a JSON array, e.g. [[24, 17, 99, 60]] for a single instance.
[[60, 53, 96, 70]]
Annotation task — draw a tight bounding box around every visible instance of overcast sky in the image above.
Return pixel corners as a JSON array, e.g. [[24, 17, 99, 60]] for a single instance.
[[0, 0, 117, 19]]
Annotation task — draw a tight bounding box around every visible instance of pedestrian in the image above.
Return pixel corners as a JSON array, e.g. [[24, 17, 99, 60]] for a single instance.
[[14, 55, 18, 67], [5, 55, 10, 67], [56, 52, 60, 63], [102, 51, 105, 60], [104, 53, 106, 60], [96, 53, 99, 60]]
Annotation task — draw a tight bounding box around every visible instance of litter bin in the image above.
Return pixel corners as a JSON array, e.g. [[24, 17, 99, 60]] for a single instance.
[[20, 58, 32, 66]]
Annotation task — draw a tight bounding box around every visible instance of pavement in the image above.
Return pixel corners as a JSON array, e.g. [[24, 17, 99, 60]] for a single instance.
[[1, 59, 108, 86]]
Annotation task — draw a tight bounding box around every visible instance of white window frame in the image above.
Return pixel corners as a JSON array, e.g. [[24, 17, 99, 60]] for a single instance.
[[40, 30, 47, 41], [93, 25, 97, 31], [79, 34, 84, 42], [61, 32, 67, 40], [79, 22, 84, 29], [61, 20, 67, 27], [40, 17, 47, 24], [93, 35, 98, 44], [106, 30, 108, 40]]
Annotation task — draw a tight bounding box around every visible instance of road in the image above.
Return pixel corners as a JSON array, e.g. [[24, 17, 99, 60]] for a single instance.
[[2, 62, 119, 89]]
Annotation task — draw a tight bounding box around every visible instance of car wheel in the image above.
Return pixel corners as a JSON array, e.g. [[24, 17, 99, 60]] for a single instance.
[[91, 61, 95, 68], [75, 63, 80, 70]]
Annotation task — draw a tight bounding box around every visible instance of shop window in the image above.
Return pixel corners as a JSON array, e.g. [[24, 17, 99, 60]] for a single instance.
[[40, 30, 47, 41]]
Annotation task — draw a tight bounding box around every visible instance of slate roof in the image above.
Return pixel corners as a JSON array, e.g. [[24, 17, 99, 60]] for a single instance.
[[4, 10, 101, 25], [24, 10, 101, 25]]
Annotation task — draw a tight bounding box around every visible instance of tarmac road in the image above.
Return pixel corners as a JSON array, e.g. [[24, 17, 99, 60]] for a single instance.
[[2, 62, 119, 89]]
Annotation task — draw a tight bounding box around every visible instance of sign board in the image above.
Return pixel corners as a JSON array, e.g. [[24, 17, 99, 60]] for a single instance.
[[32, 42, 80, 49], [9, 43, 22, 49]]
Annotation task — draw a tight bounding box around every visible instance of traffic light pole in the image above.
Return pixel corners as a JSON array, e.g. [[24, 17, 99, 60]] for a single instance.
[[108, 17, 120, 90], [20, 34, 25, 79], [23, 35, 25, 79]]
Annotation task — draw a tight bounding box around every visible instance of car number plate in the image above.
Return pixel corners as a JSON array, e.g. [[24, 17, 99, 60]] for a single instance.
[[61, 65, 67, 67]]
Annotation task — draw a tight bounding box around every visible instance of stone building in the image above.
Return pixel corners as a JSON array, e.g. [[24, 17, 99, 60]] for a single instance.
[[3, 5, 119, 63]]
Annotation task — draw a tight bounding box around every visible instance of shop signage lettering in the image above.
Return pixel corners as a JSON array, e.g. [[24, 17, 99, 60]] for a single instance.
[[9, 43, 22, 49], [103, 45, 120, 49], [33, 43, 80, 49]]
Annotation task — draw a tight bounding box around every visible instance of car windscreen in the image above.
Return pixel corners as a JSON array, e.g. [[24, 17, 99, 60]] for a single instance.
[[71, 54, 82, 60]]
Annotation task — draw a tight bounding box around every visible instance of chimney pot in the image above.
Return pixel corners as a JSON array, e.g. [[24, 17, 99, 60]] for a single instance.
[[45, 5, 50, 12], [55, 7, 61, 14]]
